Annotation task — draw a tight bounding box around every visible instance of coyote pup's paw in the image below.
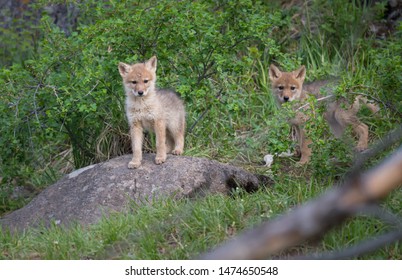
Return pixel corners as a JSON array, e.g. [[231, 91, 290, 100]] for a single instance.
[[128, 160, 141, 169], [171, 149, 183, 155], [355, 144, 367, 152], [155, 154, 167, 165], [298, 158, 310, 165]]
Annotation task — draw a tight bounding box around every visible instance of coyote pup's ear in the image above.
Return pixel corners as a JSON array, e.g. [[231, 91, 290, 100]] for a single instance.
[[269, 64, 282, 81], [145, 56, 157, 72], [118, 62, 131, 77], [293, 65, 306, 82]]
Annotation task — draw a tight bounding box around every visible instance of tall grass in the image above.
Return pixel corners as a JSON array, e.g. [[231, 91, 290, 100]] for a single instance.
[[298, 0, 384, 77]]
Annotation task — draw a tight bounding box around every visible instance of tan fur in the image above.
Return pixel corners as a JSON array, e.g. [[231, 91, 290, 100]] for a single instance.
[[269, 64, 378, 164], [118, 56, 185, 168]]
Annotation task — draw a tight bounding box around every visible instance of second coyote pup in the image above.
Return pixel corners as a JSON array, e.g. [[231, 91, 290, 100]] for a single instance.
[[269, 64, 378, 164], [118, 56, 185, 169]]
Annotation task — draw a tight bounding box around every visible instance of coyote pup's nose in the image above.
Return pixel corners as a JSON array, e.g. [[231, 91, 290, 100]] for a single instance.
[[138, 91, 144, 96], [283, 96, 289, 102]]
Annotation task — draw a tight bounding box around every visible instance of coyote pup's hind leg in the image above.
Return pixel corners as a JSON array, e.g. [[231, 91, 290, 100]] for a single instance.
[[167, 116, 185, 156], [166, 132, 175, 154], [172, 128, 185, 155], [333, 105, 369, 152], [352, 122, 369, 151]]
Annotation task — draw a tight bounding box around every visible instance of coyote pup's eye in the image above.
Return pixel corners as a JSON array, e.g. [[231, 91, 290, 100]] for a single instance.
[[131, 81, 137, 84], [278, 86, 284, 90], [144, 79, 149, 84], [290, 86, 296, 90]]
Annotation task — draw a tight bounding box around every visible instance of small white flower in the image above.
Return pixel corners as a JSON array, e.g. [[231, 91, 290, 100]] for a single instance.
[[263, 154, 274, 167]]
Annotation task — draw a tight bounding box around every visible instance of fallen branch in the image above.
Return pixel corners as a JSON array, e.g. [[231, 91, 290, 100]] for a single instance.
[[299, 230, 402, 260], [200, 126, 402, 259]]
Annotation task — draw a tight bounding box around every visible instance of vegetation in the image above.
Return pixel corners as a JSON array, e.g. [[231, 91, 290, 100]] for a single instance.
[[0, 0, 401, 259]]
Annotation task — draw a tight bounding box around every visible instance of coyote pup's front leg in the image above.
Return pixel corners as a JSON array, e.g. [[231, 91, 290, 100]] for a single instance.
[[299, 129, 312, 165], [292, 123, 312, 165], [154, 119, 167, 164], [128, 122, 143, 169]]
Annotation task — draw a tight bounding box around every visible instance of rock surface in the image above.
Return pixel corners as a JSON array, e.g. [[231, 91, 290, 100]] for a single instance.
[[0, 154, 272, 231]]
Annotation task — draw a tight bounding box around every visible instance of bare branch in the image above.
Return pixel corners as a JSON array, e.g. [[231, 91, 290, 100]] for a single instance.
[[187, 89, 223, 134], [298, 230, 402, 260], [357, 204, 402, 228], [32, 83, 42, 126], [296, 94, 334, 111], [351, 124, 402, 173]]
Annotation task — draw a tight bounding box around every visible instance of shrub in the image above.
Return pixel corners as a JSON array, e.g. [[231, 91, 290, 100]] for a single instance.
[[0, 0, 286, 186]]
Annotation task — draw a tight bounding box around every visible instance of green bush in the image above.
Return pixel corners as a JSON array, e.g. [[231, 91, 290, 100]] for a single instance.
[[0, 0, 287, 185]]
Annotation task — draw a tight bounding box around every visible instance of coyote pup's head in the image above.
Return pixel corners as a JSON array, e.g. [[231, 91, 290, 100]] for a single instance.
[[269, 64, 306, 104], [118, 56, 157, 97]]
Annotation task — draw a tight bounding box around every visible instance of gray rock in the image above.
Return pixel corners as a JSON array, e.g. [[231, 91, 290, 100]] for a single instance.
[[0, 154, 272, 231]]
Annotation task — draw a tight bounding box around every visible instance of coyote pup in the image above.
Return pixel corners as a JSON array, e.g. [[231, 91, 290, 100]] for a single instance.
[[269, 64, 378, 164], [118, 56, 185, 169]]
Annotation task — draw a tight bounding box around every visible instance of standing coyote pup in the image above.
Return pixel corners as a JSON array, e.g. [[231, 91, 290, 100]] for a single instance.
[[118, 56, 185, 169], [269, 64, 378, 164]]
